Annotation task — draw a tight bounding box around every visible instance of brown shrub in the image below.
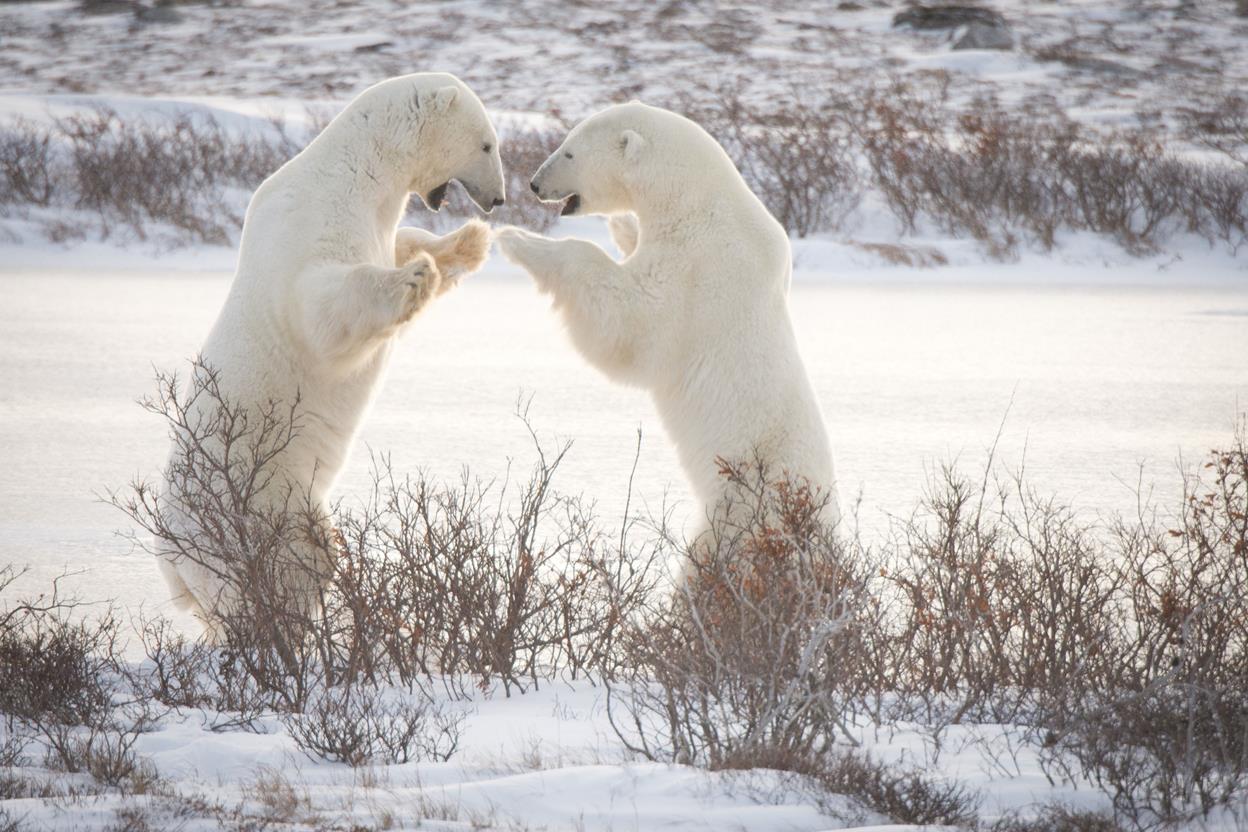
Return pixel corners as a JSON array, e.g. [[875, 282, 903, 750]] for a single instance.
[[607, 457, 874, 771]]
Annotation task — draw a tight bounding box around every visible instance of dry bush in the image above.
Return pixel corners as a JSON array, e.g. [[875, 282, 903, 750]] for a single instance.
[[44, 726, 158, 790], [112, 362, 333, 712], [126, 615, 275, 732], [870, 425, 1248, 829], [0, 106, 299, 246], [1038, 428, 1248, 828], [0, 567, 162, 793], [0, 117, 55, 206], [679, 84, 862, 237], [861, 89, 1248, 256], [0, 570, 119, 731], [984, 804, 1125, 832], [819, 748, 980, 827], [331, 425, 666, 697], [56, 107, 285, 244], [113, 365, 664, 718], [607, 457, 874, 772], [877, 463, 1126, 731], [1179, 93, 1248, 168], [283, 683, 462, 766]]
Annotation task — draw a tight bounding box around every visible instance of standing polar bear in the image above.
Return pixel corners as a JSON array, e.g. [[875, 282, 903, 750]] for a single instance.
[[159, 73, 502, 635], [497, 101, 839, 536]]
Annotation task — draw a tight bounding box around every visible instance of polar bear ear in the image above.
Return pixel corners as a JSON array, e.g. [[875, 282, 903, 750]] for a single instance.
[[425, 86, 459, 114], [620, 129, 646, 162]]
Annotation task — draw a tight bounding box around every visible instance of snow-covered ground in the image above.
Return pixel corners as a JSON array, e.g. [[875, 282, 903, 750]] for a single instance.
[[1, 679, 1120, 831], [2, 2, 1247, 830]]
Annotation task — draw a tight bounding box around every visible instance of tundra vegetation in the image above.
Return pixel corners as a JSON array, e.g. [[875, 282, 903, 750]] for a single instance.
[[1, 82, 1245, 258], [1, 368, 1245, 830]]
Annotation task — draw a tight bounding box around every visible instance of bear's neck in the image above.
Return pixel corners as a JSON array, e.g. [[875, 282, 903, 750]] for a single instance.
[[633, 178, 749, 244], [302, 119, 414, 229]]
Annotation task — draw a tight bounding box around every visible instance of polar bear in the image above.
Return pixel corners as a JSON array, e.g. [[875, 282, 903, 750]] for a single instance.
[[158, 73, 503, 636], [496, 101, 839, 540]]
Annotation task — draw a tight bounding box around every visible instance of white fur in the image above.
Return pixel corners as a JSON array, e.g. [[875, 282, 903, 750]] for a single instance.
[[159, 73, 503, 630], [497, 102, 839, 532]]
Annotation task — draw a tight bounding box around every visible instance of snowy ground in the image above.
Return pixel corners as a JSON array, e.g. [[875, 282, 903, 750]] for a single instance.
[[2, 678, 1117, 832]]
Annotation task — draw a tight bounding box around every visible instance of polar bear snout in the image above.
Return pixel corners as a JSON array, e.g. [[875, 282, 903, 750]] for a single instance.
[[459, 178, 506, 214], [529, 173, 579, 216]]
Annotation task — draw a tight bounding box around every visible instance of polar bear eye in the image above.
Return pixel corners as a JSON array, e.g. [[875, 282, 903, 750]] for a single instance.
[[564, 152, 573, 159], [482, 143, 492, 153]]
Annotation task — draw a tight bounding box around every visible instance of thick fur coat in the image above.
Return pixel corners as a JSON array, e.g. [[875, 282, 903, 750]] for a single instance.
[[497, 102, 839, 533], [159, 73, 502, 631]]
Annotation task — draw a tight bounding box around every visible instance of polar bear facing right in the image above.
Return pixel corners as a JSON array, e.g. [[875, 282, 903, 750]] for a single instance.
[[158, 73, 502, 637], [496, 101, 839, 534]]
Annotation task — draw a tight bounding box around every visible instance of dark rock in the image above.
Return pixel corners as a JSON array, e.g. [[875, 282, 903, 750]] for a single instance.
[[134, 4, 183, 23], [953, 20, 1012, 50], [893, 4, 1006, 30], [353, 41, 394, 53], [78, 0, 137, 14]]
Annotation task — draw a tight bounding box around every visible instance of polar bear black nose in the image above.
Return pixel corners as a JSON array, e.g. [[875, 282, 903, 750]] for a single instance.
[[529, 181, 540, 194], [492, 197, 505, 208]]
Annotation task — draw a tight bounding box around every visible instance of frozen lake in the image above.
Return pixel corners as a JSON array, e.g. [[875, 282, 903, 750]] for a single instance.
[[1, 267, 1245, 623]]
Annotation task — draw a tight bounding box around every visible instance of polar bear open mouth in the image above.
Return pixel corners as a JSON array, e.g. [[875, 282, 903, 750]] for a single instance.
[[425, 182, 449, 211], [560, 194, 581, 216]]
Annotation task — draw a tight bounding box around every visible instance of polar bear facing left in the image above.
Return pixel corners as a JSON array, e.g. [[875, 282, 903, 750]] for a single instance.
[[157, 73, 503, 637], [497, 102, 838, 548]]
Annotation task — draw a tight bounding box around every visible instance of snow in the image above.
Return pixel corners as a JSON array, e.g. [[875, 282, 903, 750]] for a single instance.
[[0, 678, 1113, 831]]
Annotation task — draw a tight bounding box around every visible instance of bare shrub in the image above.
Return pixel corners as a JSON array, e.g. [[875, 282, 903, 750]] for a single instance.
[[607, 457, 872, 771], [860, 88, 1247, 257], [0, 569, 120, 733], [819, 748, 981, 827], [868, 424, 1248, 829], [0, 567, 164, 794], [56, 106, 286, 244], [984, 804, 1125, 832], [113, 367, 663, 715], [1179, 93, 1248, 168], [126, 615, 274, 732], [1039, 428, 1248, 828], [111, 361, 337, 712], [0, 106, 296, 246], [878, 463, 1126, 732], [680, 84, 862, 237], [332, 422, 666, 697], [284, 683, 462, 766], [44, 726, 157, 790], [0, 118, 55, 207]]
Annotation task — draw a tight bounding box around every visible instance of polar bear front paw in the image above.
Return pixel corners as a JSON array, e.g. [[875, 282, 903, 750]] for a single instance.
[[495, 226, 549, 267], [393, 252, 442, 323], [440, 219, 492, 278]]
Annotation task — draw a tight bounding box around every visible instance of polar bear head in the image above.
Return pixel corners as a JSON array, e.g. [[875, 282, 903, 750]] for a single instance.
[[528, 101, 735, 217], [345, 73, 506, 212]]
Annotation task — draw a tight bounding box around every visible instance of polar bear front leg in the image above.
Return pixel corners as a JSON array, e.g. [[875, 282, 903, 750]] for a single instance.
[[395, 219, 491, 296], [493, 226, 608, 294], [607, 213, 640, 258], [301, 255, 442, 360], [496, 227, 654, 380]]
